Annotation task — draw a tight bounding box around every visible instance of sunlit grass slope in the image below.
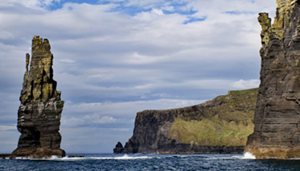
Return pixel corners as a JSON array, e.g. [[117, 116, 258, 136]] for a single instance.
[[169, 89, 257, 146]]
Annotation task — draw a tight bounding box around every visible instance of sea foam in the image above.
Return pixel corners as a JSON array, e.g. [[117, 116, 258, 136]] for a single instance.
[[47, 154, 153, 161], [242, 152, 256, 159]]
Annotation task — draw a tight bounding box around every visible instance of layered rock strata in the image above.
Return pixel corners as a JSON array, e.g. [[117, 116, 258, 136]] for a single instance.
[[246, 0, 300, 159], [12, 36, 65, 158], [115, 89, 257, 154]]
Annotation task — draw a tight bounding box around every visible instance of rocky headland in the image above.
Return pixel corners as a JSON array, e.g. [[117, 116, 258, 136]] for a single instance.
[[114, 89, 257, 154], [246, 0, 300, 159], [11, 36, 65, 158]]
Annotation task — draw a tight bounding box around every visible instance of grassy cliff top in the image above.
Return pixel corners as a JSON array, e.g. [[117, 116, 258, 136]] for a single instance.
[[169, 88, 257, 146]]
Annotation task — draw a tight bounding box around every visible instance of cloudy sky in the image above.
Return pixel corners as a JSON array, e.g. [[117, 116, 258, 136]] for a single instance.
[[0, 0, 275, 153]]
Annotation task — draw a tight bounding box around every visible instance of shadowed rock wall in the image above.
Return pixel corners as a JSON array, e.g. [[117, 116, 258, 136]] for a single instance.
[[246, 0, 300, 159]]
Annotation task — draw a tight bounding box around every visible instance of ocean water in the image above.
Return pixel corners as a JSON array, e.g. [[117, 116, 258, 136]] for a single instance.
[[1, 153, 300, 171]]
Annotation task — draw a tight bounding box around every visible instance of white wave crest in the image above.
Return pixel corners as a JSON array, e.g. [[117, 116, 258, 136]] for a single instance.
[[14, 155, 61, 160], [242, 152, 256, 159], [51, 154, 153, 161]]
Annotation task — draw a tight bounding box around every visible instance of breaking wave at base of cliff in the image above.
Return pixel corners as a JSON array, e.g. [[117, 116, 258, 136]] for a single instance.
[[242, 152, 256, 159], [56, 154, 153, 161], [10, 154, 259, 161], [11, 154, 155, 161], [6, 154, 260, 161], [2, 154, 299, 171]]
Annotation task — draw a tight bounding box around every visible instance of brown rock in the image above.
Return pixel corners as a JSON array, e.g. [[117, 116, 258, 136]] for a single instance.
[[246, 0, 300, 159], [11, 36, 65, 158], [113, 142, 124, 153]]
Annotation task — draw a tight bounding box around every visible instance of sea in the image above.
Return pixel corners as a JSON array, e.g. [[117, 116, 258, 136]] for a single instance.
[[1, 153, 300, 171]]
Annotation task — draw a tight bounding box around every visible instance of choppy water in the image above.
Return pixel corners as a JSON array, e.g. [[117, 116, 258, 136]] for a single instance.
[[1, 153, 300, 171]]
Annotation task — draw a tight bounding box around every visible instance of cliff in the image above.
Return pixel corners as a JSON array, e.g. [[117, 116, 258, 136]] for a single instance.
[[11, 36, 65, 158], [246, 0, 300, 159], [115, 89, 257, 154]]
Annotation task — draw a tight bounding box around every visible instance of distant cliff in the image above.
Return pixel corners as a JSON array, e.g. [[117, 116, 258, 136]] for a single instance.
[[246, 0, 300, 159], [114, 88, 257, 154]]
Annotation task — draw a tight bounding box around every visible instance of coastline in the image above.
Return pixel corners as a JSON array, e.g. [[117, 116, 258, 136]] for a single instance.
[[136, 145, 245, 155], [0, 154, 11, 159], [114, 142, 245, 154]]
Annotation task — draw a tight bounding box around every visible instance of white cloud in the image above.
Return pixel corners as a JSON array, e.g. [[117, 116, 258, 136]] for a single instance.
[[59, 58, 75, 64], [63, 98, 202, 120], [125, 52, 165, 64], [0, 125, 16, 132], [151, 8, 164, 16], [232, 79, 260, 90], [64, 115, 117, 126], [1, 0, 60, 9]]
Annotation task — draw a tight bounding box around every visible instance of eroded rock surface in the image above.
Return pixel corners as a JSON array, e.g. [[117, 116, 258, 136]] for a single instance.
[[116, 89, 257, 154], [246, 0, 300, 159], [12, 36, 65, 158], [113, 142, 124, 154]]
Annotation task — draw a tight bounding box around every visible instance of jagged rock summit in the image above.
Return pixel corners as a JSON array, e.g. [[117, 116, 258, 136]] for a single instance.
[[12, 36, 65, 158], [246, 0, 300, 159]]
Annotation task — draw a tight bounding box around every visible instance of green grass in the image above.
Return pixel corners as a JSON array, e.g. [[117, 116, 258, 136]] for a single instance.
[[168, 89, 257, 146], [169, 118, 254, 146]]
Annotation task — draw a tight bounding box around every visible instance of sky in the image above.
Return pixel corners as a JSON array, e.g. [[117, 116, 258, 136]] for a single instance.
[[0, 0, 275, 153]]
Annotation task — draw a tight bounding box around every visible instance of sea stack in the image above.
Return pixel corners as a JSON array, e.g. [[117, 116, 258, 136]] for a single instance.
[[246, 0, 300, 159], [12, 36, 65, 158]]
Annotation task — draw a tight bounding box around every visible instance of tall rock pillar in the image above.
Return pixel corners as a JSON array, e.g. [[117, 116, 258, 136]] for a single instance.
[[246, 0, 300, 159], [12, 36, 65, 158]]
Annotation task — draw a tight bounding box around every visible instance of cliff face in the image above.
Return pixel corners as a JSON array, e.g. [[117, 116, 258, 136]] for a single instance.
[[115, 89, 257, 154], [246, 0, 300, 159], [12, 36, 65, 158]]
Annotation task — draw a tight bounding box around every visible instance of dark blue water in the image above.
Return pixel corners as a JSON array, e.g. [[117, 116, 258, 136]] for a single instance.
[[1, 153, 300, 171]]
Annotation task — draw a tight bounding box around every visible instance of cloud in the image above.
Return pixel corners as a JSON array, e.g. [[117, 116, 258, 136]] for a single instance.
[[0, 125, 18, 153], [0, 125, 16, 132], [0, 0, 275, 153], [1, 0, 60, 9], [64, 115, 117, 127], [232, 79, 260, 90], [124, 52, 165, 64], [60, 98, 202, 152], [64, 99, 202, 117]]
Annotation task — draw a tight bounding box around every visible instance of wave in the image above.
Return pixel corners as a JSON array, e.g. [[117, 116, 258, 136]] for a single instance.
[[241, 152, 256, 160], [7, 153, 257, 161], [44, 154, 154, 161], [182, 153, 256, 160]]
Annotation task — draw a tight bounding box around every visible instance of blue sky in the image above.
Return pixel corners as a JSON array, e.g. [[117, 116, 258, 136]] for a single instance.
[[0, 0, 275, 153]]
